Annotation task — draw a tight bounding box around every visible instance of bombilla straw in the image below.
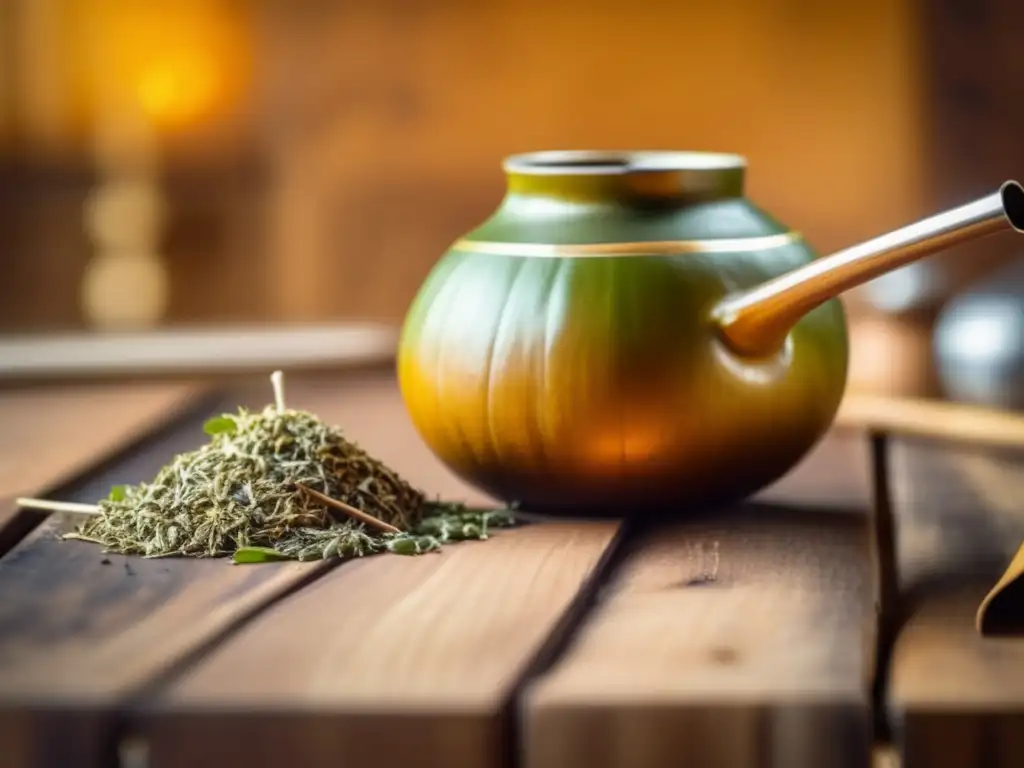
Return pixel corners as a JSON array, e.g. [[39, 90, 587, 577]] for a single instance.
[[712, 180, 1024, 358]]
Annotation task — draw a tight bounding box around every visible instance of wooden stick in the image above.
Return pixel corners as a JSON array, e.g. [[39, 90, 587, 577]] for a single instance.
[[15, 498, 102, 516], [295, 483, 401, 534], [837, 392, 1024, 450], [271, 369, 286, 412]]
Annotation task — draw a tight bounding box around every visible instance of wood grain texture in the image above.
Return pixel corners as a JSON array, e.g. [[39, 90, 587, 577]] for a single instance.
[[0, 381, 205, 553], [0, 381, 202, 499], [886, 437, 1024, 767], [139, 522, 621, 768], [888, 439, 1024, 598], [890, 586, 1024, 768], [0, 371, 493, 768], [524, 504, 875, 768], [0, 543, 329, 768], [129, 394, 871, 768], [0, 399, 324, 768], [0, 371, 878, 768]]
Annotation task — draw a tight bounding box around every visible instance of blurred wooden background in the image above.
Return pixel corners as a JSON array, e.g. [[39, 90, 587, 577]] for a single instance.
[[2, 0, 1023, 395]]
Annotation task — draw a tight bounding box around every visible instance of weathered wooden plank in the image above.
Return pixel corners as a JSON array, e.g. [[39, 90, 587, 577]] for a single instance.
[[0, 372, 494, 768], [523, 500, 876, 767], [0, 545, 329, 768], [0, 381, 204, 498], [890, 585, 1024, 767], [130, 401, 871, 768], [0, 381, 206, 552], [0, 369, 874, 768], [0, 324, 397, 382], [886, 437, 1024, 768], [138, 520, 621, 768]]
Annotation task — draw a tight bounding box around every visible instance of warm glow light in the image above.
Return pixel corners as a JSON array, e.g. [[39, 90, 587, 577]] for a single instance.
[[136, 51, 222, 126], [80, 0, 249, 131]]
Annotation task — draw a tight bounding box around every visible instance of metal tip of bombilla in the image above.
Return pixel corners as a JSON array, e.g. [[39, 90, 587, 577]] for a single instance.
[[999, 180, 1024, 232]]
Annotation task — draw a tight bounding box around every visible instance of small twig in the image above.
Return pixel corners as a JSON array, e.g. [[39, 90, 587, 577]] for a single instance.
[[271, 369, 286, 413], [295, 483, 401, 534], [15, 498, 102, 516]]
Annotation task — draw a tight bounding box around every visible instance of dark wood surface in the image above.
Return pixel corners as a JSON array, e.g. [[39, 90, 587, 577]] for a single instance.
[[0, 381, 204, 504], [0, 382, 208, 557], [1, 370, 1023, 768], [524, 505, 875, 768], [885, 437, 1024, 768], [143, 521, 621, 768], [0, 384, 326, 768]]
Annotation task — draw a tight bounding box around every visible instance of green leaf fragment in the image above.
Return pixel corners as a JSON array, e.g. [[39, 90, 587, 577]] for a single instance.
[[233, 546, 292, 564], [386, 537, 420, 556], [202, 415, 238, 436], [386, 535, 442, 556]]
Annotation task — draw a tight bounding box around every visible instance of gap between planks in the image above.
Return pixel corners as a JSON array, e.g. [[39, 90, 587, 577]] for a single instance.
[[521, 432, 878, 768], [0, 385, 336, 768], [124, 420, 875, 768], [127, 521, 629, 768], [0, 373, 881, 768], [883, 436, 1024, 768], [522, 509, 877, 768], [0, 373, 626, 768], [868, 432, 901, 746], [14, 391, 1007, 768], [837, 391, 1024, 767], [0, 384, 217, 558]]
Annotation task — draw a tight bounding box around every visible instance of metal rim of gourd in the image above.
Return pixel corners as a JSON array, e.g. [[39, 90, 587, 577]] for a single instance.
[[502, 149, 747, 175]]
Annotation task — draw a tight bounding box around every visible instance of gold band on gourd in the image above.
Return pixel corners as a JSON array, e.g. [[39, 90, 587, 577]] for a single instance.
[[451, 231, 801, 257]]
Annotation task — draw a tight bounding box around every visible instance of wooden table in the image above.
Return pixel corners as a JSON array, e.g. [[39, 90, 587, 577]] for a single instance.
[[0, 366, 1021, 768]]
